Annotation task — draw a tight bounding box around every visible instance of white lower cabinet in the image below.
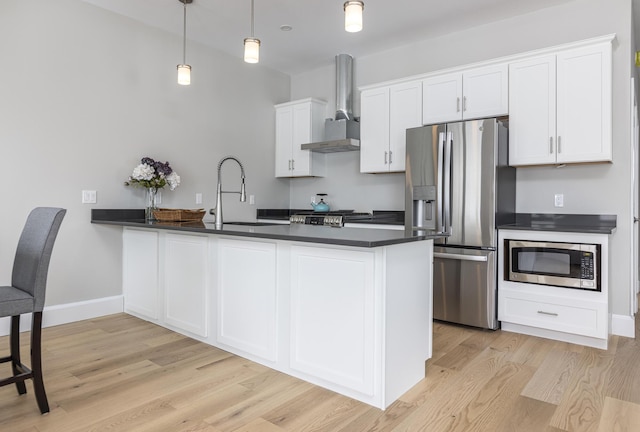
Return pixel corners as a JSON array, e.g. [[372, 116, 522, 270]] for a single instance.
[[290, 246, 376, 395], [216, 238, 277, 362], [123, 228, 159, 320], [498, 229, 609, 349], [163, 233, 209, 337], [123, 228, 209, 338], [122, 228, 433, 409]]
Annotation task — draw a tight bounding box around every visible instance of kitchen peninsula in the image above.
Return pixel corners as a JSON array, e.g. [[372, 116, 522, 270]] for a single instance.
[[92, 209, 441, 409]]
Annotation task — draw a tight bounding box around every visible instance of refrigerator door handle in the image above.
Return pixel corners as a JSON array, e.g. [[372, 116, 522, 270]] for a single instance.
[[443, 131, 452, 235], [436, 131, 445, 234], [434, 252, 489, 262]]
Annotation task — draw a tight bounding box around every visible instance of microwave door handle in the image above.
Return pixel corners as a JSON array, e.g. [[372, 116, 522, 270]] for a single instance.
[[443, 131, 452, 235], [436, 131, 445, 234]]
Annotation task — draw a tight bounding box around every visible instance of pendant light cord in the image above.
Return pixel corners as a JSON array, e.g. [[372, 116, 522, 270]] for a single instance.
[[182, 0, 187, 64], [250, 0, 255, 37]]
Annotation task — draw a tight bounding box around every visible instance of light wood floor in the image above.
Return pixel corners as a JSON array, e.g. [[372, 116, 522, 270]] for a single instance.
[[1, 311, 640, 432]]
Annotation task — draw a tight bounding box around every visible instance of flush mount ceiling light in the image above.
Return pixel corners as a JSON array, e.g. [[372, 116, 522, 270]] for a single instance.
[[177, 0, 192, 85], [244, 0, 260, 63], [344, 1, 364, 33]]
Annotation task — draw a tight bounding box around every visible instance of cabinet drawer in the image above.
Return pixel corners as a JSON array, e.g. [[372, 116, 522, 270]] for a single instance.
[[500, 293, 606, 338]]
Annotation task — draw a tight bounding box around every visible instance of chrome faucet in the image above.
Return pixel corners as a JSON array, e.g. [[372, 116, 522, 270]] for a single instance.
[[214, 156, 246, 229]]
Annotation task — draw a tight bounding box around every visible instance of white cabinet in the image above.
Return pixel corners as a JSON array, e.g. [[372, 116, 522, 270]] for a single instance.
[[422, 64, 508, 125], [275, 98, 327, 177], [216, 238, 277, 362], [360, 80, 422, 173], [163, 233, 209, 337], [123, 228, 209, 338], [508, 42, 612, 166], [123, 228, 159, 320], [498, 229, 609, 349], [290, 246, 376, 395]]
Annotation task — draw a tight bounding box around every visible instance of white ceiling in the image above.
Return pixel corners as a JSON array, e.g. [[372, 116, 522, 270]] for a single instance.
[[83, 0, 622, 76]]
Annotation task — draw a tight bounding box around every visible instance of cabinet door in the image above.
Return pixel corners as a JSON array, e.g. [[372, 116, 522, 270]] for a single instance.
[[360, 87, 391, 173], [123, 228, 159, 320], [217, 239, 277, 362], [275, 106, 293, 177], [163, 233, 209, 337], [290, 246, 376, 395], [422, 72, 463, 125], [508, 56, 557, 166], [462, 64, 508, 120], [556, 44, 612, 163], [388, 81, 423, 172], [291, 103, 313, 176]]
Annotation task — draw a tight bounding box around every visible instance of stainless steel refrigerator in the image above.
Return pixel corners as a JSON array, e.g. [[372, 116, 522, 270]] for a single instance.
[[405, 117, 515, 329]]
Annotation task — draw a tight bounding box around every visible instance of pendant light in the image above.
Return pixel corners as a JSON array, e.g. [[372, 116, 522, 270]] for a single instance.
[[244, 0, 260, 63], [344, 1, 364, 33], [177, 0, 192, 85]]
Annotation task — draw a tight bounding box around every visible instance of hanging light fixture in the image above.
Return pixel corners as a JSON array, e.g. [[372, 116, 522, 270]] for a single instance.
[[177, 0, 192, 85], [344, 1, 364, 33], [244, 0, 260, 63]]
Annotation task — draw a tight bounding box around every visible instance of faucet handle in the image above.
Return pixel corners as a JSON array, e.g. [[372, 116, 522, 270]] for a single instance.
[[209, 208, 216, 215]]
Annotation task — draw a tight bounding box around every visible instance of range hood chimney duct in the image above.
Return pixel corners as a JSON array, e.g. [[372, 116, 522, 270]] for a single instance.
[[335, 54, 354, 121], [301, 54, 360, 153]]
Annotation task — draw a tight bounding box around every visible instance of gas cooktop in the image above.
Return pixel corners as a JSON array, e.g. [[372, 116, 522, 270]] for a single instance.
[[290, 210, 373, 227]]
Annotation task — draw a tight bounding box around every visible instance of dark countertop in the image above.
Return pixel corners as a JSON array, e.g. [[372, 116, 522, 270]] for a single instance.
[[91, 209, 437, 248], [498, 213, 617, 234]]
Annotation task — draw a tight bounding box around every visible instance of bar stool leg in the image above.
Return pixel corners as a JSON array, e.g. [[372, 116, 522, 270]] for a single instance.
[[30, 312, 49, 414], [10, 315, 27, 395]]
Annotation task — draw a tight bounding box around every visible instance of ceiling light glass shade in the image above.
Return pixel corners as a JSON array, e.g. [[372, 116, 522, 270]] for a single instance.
[[244, 37, 260, 63], [344, 1, 364, 33], [177, 64, 191, 85]]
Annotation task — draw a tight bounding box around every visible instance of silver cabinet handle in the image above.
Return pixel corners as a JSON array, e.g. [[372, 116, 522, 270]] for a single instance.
[[463, 96, 467, 112], [549, 137, 554, 154], [288, 160, 291, 170], [384, 151, 388, 164], [558, 136, 562, 153], [389, 151, 393, 164], [291, 159, 295, 170], [537, 310, 559, 316], [434, 252, 488, 262], [456, 97, 460, 112]]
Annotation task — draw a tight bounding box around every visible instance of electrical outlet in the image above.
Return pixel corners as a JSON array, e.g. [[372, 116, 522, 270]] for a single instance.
[[195, 193, 203, 205], [554, 193, 564, 207], [82, 190, 97, 204], [249, 194, 255, 205]]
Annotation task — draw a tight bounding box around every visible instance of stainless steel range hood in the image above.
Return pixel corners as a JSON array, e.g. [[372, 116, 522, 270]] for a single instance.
[[301, 54, 360, 153]]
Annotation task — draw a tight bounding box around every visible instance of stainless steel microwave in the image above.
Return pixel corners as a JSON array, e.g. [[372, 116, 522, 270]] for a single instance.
[[505, 239, 600, 291]]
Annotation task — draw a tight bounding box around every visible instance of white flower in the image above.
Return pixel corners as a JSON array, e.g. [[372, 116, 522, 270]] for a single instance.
[[131, 163, 155, 181], [166, 171, 181, 190]]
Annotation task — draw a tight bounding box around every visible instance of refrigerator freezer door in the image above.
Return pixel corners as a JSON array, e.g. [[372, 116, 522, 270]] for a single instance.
[[405, 124, 447, 233], [446, 119, 498, 248], [433, 247, 498, 329]]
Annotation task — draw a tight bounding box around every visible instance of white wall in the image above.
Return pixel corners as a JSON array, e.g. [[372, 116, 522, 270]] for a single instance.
[[291, 0, 635, 317], [0, 0, 290, 306]]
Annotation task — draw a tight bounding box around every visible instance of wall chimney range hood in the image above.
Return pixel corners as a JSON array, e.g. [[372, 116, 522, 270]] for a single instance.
[[302, 54, 360, 153]]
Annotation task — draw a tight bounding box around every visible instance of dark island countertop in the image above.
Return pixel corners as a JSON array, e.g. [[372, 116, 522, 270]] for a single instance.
[[498, 213, 617, 235], [91, 209, 439, 248]]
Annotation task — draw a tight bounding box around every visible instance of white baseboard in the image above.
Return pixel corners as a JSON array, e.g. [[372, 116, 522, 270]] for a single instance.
[[0, 295, 124, 336], [611, 313, 636, 338]]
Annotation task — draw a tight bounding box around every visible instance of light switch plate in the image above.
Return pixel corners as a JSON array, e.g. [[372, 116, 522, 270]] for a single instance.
[[554, 193, 564, 207], [82, 190, 97, 204], [195, 193, 203, 205]]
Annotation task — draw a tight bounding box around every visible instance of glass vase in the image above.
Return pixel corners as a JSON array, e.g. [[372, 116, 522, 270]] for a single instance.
[[145, 187, 158, 221]]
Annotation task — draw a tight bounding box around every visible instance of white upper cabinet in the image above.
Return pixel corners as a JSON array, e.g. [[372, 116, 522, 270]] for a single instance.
[[275, 98, 327, 177], [360, 80, 422, 173], [509, 42, 612, 166], [422, 64, 508, 125]]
